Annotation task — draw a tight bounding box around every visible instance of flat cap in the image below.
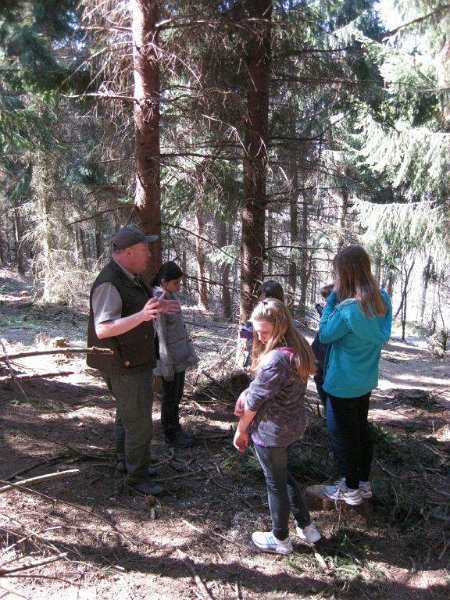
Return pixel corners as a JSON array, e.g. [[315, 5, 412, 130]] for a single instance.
[[112, 227, 158, 250]]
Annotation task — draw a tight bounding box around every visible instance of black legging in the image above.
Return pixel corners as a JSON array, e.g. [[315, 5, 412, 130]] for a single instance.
[[328, 392, 373, 490]]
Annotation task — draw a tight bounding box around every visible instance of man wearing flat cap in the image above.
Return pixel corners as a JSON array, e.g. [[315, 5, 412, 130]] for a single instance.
[[87, 226, 179, 496]]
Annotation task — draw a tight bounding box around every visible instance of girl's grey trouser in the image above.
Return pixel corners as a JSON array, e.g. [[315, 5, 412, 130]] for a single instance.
[[254, 443, 311, 540]]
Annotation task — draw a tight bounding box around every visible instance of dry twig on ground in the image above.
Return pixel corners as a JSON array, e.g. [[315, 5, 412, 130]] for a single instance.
[[177, 549, 215, 600], [0, 470, 80, 494]]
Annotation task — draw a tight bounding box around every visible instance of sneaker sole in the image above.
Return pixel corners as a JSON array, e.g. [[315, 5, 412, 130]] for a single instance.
[[297, 535, 321, 544], [343, 497, 363, 506], [296, 529, 321, 544], [324, 492, 363, 506]]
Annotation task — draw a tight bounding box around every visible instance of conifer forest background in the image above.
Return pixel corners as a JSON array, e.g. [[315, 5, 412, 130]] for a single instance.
[[0, 3, 450, 600], [0, 0, 449, 334]]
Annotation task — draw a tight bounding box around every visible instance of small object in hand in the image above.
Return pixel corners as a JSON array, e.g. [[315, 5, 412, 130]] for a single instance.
[[239, 322, 253, 339]]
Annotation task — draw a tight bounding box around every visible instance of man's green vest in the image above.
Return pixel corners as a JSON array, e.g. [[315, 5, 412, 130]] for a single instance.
[[87, 260, 157, 374]]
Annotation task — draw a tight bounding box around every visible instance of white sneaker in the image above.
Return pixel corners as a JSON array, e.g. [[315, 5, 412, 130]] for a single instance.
[[359, 481, 372, 499], [324, 480, 363, 506], [296, 522, 321, 544], [252, 531, 293, 554]]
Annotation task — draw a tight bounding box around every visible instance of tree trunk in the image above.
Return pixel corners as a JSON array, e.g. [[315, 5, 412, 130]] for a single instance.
[[288, 167, 299, 307], [218, 220, 232, 320], [195, 212, 209, 310], [297, 191, 310, 318], [240, 0, 272, 322], [420, 255, 433, 325], [78, 227, 89, 269], [131, 0, 162, 279], [338, 184, 349, 248], [266, 208, 273, 276], [94, 214, 102, 260], [13, 206, 26, 275], [387, 271, 394, 297], [34, 151, 54, 302], [41, 191, 52, 302], [395, 260, 415, 340]]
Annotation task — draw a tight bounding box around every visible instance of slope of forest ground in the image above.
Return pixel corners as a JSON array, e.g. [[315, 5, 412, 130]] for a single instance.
[[0, 268, 449, 600]]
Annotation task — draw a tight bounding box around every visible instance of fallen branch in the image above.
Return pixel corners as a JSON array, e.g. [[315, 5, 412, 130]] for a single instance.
[[0, 347, 113, 362], [0, 523, 62, 559], [0, 552, 67, 575], [0, 573, 75, 584], [375, 459, 397, 479], [177, 550, 215, 600], [439, 538, 449, 561], [0, 582, 29, 598], [0, 469, 80, 494], [0, 339, 30, 403], [312, 549, 333, 573], [200, 369, 235, 400], [156, 469, 204, 483], [182, 519, 245, 549], [198, 432, 232, 441], [0, 371, 74, 383], [0, 482, 133, 544], [29, 436, 115, 462]]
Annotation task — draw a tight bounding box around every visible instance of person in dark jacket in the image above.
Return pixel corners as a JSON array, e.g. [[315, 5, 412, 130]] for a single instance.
[[311, 284, 346, 478], [87, 227, 179, 497], [239, 280, 293, 368]]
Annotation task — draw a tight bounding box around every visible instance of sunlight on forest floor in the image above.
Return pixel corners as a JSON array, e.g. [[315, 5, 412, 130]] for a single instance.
[[0, 268, 449, 600]]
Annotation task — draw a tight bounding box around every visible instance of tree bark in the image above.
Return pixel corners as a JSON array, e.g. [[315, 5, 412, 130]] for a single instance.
[[39, 154, 53, 302], [420, 255, 433, 324], [297, 192, 310, 318], [394, 259, 415, 340], [131, 0, 162, 279], [266, 208, 273, 276], [13, 206, 26, 275], [218, 220, 232, 320], [338, 182, 349, 248], [288, 167, 299, 307], [240, 0, 272, 322], [195, 212, 209, 310]]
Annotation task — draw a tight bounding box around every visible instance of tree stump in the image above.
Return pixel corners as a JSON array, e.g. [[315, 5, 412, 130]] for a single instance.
[[51, 337, 70, 348], [305, 484, 373, 522]]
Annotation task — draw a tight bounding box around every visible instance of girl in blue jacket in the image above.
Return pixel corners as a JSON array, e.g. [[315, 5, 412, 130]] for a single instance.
[[319, 245, 392, 505]]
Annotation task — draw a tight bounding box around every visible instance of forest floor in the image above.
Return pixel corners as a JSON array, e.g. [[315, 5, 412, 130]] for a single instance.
[[0, 267, 449, 600]]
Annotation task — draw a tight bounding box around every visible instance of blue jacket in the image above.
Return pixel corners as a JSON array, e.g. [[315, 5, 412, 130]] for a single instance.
[[318, 289, 392, 398]]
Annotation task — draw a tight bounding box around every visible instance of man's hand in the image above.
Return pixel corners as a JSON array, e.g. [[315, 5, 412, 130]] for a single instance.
[[95, 294, 173, 339], [159, 298, 181, 314], [140, 297, 165, 321], [153, 290, 181, 315]]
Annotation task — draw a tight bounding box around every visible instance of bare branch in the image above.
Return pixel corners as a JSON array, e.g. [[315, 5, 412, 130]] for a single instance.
[[65, 92, 137, 103], [0, 470, 80, 494], [0, 371, 74, 383], [0, 347, 113, 363], [382, 3, 450, 40], [0, 553, 68, 575]]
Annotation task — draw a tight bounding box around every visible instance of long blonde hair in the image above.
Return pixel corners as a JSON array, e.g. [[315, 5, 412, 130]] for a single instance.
[[250, 299, 315, 381], [334, 245, 386, 317]]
